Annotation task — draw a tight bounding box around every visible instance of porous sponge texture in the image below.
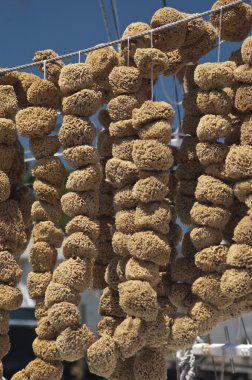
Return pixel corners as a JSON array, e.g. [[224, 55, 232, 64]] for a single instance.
[[59, 63, 93, 95]]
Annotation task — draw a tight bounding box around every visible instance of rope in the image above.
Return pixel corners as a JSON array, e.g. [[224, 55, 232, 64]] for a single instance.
[[99, 0, 113, 41], [150, 31, 154, 101], [0, 0, 246, 74], [110, 0, 120, 39], [178, 337, 204, 380], [217, 7, 223, 62]]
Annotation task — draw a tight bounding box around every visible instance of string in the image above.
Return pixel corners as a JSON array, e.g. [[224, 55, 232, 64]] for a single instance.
[[127, 36, 130, 66], [43, 60, 46, 80], [150, 30, 154, 101], [78, 51, 81, 63], [217, 7, 223, 62], [0, 0, 245, 74]]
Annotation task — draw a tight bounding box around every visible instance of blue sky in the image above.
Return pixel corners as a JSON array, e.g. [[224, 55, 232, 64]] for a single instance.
[[0, 0, 249, 141]]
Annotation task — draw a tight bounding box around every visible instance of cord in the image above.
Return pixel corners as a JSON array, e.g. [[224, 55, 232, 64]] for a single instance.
[[99, 0, 113, 41]]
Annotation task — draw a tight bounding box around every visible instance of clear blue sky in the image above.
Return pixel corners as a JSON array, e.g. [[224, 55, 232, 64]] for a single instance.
[[0, 0, 249, 139]]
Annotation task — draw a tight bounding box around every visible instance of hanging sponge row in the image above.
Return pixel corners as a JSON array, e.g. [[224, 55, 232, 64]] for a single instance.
[[0, 84, 29, 376]]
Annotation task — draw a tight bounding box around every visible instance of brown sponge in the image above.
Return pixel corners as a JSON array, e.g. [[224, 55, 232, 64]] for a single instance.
[[196, 142, 229, 167], [47, 301, 80, 332], [171, 257, 201, 284], [121, 22, 151, 59], [0, 85, 17, 118], [33, 180, 61, 205], [150, 7, 187, 51], [63, 232, 97, 260], [59, 63, 93, 95], [106, 158, 138, 188], [197, 114, 232, 142], [128, 231, 171, 266], [45, 282, 80, 308], [87, 336, 118, 378], [66, 165, 102, 192], [97, 316, 123, 338], [108, 95, 141, 122], [0, 118, 16, 144], [132, 140, 173, 171], [190, 226, 222, 250], [59, 115, 96, 148], [32, 221, 63, 248], [133, 176, 168, 203], [134, 48, 168, 78], [137, 120, 172, 144], [32, 337, 60, 362], [234, 64, 252, 84], [56, 324, 95, 361], [62, 89, 102, 117], [61, 191, 99, 218], [0, 250, 22, 286], [11, 369, 29, 380], [227, 244, 252, 268], [132, 100, 175, 128], [97, 130, 113, 158], [29, 241, 57, 272], [109, 66, 142, 95], [32, 157, 65, 187], [226, 145, 252, 179], [190, 301, 217, 335], [112, 137, 134, 162], [221, 269, 251, 298], [109, 119, 137, 138], [194, 62, 236, 90], [16, 107, 57, 138], [112, 232, 131, 257], [31, 201, 61, 224], [145, 311, 172, 349], [27, 80, 60, 108], [235, 85, 252, 113], [241, 36, 252, 65], [170, 317, 198, 349], [27, 272, 52, 299], [195, 175, 233, 208], [192, 274, 234, 308], [109, 357, 135, 380], [29, 135, 60, 160], [0, 170, 10, 202], [118, 280, 158, 321], [190, 202, 230, 230], [133, 348, 167, 380], [0, 284, 23, 310], [125, 257, 159, 287], [181, 114, 200, 136], [233, 216, 252, 245], [25, 358, 63, 380], [135, 201, 172, 234], [195, 245, 228, 272], [114, 317, 146, 359], [114, 185, 137, 211], [241, 115, 252, 146], [63, 145, 99, 168], [85, 46, 119, 86], [99, 287, 125, 318], [53, 257, 92, 292]]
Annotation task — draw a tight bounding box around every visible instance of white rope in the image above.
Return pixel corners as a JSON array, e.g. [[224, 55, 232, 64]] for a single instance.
[[0, 0, 246, 74], [127, 36, 130, 66], [43, 60, 46, 80], [78, 51, 81, 63], [217, 7, 223, 62], [150, 30, 154, 101]]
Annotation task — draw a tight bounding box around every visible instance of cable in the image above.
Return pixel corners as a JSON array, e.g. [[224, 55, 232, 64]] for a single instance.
[[0, 0, 246, 74], [173, 75, 182, 132], [99, 0, 113, 41], [110, 0, 120, 39], [162, 0, 167, 6]]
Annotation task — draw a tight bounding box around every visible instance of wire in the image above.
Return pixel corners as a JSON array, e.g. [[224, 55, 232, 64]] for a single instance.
[[99, 0, 113, 41], [217, 7, 223, 62], [173, 76, 182, 132], [110, 0, 120, 39], [162, 0, 167, 6], [0, 0, 246, 74]]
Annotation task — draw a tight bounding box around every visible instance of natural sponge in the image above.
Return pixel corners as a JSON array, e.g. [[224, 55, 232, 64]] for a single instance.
[[32, 157, 65, 187], [27, 80, 60, 108], [150, 7, 187, 51], [87, 336, 118, 378], [235, 85, 252, 112], [233, 216, 252, 246], [109, 66, 142, 95], [118, 280, 159, 321], [52, 257, 92, 292], [25, 358, 63, 380], [106, 158, 138, 188], [59, 115, 96, 148], [56, 324, 95, 361], [221, 269, 251, 298], [132, 100, 175, 128], [45, 282, 80, 308], [195, 245, 228, 272], [133, 348, 167, 380], [132, 140, 173, 171], [226, 145, 252, 179], [32, 221, 64, 248], [197, 114, 232, 142], [194, 62, 236, 90], [227, 244, 252, 268], [0, 170, 10, 202], [128, 231, 171, 266], [125, 257, 159, 287], [63, 232, 97, 260], [241, 36, 252, 65], [66, 165, 102, 192], [190, 202, 230, 230], [47, 301, 81, 332], [16, 107, 57, 138], [0, 118, 16, 145], [0, 85, 17, 118], [62, 89, 102, 117], [0, 284, 23, 310], [113, 317, 146, 358], [0, 251, 23, 285], [59, 63, 93, 95], [30, 135, 60, 160], [195, 175, 233, 208], [134, 48, 168, 78]]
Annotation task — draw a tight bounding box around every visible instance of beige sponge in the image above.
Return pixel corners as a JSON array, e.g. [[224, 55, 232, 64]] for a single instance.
[[87, 336, 118, 378]]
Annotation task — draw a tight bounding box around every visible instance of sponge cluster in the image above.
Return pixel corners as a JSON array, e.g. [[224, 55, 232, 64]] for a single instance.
[[0, 84, 29, 374]]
